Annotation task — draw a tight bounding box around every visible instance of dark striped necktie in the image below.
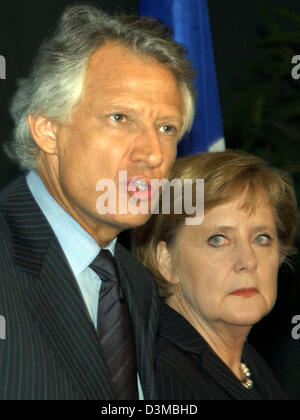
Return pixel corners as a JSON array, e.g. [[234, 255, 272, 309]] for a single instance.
[[90, 249, 138, 400]]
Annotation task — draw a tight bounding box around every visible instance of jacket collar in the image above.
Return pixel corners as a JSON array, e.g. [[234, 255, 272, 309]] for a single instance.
[[159, 301, 274, 400], [158, 300, 208, 357], [0, 175, 54, 275]]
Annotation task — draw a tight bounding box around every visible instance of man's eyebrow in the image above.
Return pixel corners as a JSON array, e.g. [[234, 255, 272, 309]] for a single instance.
[[156, 115, 183, 123], [104, 105, 137, 114]]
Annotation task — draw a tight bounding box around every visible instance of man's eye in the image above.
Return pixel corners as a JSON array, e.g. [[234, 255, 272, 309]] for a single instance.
[[207, 234, 227, 248], [159, 124, 177, 135], [109, 114, 127, 123], [255, 234, 272, 246]]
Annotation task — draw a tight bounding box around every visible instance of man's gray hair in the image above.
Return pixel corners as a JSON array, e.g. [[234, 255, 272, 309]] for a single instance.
[[5, 4, 196, 170]]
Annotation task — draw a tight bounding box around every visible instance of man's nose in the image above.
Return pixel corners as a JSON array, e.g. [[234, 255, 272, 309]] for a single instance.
[[233, 242, 258, 273], [130, 126, 164, 169]]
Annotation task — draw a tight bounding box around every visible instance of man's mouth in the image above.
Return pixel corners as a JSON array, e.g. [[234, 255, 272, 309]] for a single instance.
[[127, 178, 151, 201]]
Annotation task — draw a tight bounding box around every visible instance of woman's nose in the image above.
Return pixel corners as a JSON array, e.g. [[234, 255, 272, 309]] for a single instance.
[[233, 243, 258, 273]]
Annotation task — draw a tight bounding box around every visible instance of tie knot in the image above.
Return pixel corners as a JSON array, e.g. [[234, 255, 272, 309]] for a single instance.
[[90, 249, 119, 283]]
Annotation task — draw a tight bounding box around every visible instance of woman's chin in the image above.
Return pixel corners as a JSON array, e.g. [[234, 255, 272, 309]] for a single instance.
[[221, 299, 272, 328]]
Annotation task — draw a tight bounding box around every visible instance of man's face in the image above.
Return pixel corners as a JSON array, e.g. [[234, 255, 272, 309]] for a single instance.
[[46, 42, 183, 244]]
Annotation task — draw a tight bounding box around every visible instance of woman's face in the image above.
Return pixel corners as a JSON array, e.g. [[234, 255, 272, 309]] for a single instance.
[[157, 192, 280, 331]]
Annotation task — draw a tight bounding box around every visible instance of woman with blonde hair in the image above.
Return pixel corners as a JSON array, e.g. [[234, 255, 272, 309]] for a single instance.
[[134, 150, 298, 400]]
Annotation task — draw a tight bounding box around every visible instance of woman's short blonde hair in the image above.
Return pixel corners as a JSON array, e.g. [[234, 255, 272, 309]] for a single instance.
[[134, 150, 299, 297]]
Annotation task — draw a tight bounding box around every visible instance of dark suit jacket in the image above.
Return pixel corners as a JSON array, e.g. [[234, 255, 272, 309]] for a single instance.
[[156, 302, 289, 400], [0, 176, 160, 400]]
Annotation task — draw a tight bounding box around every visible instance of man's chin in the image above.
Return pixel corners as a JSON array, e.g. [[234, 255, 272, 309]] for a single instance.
[[115, 212, 152, 230]]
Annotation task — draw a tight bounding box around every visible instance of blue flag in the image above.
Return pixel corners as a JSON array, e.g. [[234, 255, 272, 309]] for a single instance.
[[139, 0, 225, 155]]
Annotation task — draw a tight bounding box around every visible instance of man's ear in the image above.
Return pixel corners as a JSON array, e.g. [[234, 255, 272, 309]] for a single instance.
[[27, 115, 58, 155], [156, 241, 178, 285]]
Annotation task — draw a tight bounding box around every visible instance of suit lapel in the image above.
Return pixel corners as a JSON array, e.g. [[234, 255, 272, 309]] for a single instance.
[[159, 302, 260, 400], [2, 176, 116, 400], [202, 349, 257, 400], [26, 237, 116, 400], [115, 243, 159, 400], [242, 344, 286, 400]]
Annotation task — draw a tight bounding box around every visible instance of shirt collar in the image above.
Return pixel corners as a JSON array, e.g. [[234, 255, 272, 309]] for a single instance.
[[26, 170, 117, 277]]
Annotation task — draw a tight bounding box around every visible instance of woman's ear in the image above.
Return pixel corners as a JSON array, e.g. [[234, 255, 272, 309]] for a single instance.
[[156, 241, 178, 285], [27, 115, 58, 155]]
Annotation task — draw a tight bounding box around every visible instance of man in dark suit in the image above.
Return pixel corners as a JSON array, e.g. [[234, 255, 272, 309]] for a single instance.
[[0, 5, 196, 399]]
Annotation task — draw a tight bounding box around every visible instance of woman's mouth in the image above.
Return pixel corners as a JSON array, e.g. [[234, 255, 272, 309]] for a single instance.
[[229, 288, 259, 298]]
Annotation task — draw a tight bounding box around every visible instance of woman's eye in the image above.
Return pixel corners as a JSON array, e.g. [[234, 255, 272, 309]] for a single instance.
[[255, 234, 272, 246], [208, 235, 228, 248]]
